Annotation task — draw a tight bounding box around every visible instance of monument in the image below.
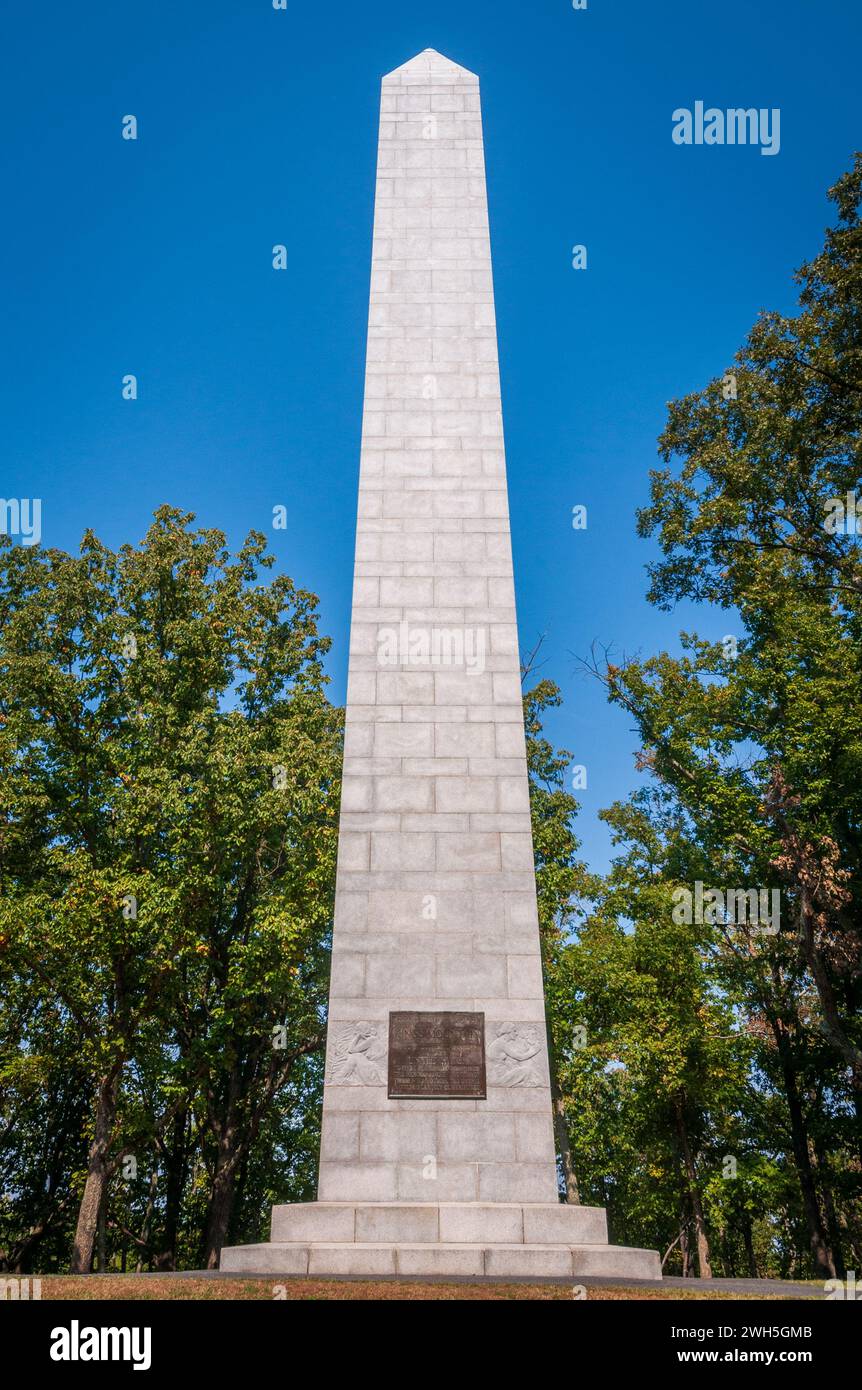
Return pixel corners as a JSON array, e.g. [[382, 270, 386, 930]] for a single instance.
[[221, 49, 661, 1280]]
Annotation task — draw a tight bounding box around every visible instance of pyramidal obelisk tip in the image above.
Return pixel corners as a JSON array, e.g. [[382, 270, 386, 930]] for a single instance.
[[383, 48, 479, 82]]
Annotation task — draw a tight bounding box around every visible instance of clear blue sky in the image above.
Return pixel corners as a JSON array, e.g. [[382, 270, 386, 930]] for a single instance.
[[3, 1, 859, 872]]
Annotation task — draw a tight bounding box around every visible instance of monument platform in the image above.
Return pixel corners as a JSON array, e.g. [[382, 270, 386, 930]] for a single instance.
[[220, 1203, 662, 1279]]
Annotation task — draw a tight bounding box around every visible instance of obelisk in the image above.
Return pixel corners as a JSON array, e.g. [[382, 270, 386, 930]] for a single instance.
[[221, 51, 661, 1278], [319, 46, 558, 1209]]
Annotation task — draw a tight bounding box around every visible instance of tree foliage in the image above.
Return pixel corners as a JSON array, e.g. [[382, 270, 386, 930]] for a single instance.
[[0, 508, 341, 1272]]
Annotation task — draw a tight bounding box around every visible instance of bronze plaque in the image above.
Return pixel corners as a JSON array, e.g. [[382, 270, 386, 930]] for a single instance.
[[388, 1011, 486, 1099]]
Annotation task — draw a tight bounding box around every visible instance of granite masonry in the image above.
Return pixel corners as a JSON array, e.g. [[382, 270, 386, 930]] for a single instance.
[[220, 48, 661, 1281]]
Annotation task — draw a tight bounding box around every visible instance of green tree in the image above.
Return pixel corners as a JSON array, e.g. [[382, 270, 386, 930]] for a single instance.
[[0, 508, 341, 1272], [564, 790, 752, 1277], [522, 675, 594, 1201], [588, 154, 862, 1276]]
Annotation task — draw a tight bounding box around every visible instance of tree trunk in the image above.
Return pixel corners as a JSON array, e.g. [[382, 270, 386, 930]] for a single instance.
[[741, 1215, 758, 1279], [770, 1015, 836, 1278], [9, 1209, 59, 1275], [852, 1090, 862, 1172], [545, 1019, 580, 1203], [201, 1134, 239, 1269], [97, 1190, 107, 1273], [553, 1094, 580, 1204], [673, 1098, 712, 1279], [156, 1107, 188, 1271], [813, 1135, 846, 1280], [70, 1070, 119, 1274], [797, 888, 862, 1095], [135, 1168, 159, 1275], [201, 1063, 246, 1271]]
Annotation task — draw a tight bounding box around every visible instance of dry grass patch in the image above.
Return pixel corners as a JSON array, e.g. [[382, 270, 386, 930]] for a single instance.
[[37, 1276, 786, 1302]]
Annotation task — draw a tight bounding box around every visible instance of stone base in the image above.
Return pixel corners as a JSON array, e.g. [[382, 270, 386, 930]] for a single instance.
[[219, 1203, 662, 1281]]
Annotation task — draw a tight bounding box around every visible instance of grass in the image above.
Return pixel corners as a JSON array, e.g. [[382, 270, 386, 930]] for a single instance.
[[33, 1276, 800, 1301]]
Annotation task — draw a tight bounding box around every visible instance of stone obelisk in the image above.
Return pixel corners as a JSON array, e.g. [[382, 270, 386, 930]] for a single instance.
[[221, 50, 660, 1279], [319, 45, 559, 1212]]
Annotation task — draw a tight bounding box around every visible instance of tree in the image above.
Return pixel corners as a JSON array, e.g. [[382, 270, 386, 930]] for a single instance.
[[0, 508, 341, 1272], [586, 154, 862, 1276], [522, 676, 594, 1202], [563, 790, 752, 1277]]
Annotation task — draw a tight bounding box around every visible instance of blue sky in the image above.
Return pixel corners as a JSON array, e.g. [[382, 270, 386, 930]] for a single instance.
[[3, 1, 859, 872]]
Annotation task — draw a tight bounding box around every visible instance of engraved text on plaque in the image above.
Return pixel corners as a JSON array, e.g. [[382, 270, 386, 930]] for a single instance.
[[388, 1012, 486, 1099]]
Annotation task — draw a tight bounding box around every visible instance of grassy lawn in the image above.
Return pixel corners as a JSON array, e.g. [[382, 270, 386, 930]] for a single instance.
[[33, 1276, 798, 1301]]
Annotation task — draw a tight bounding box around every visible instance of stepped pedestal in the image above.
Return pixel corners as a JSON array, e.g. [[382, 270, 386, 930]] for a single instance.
[[221, 1203, 661, 1279]]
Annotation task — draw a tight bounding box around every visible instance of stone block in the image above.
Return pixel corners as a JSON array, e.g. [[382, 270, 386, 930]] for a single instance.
[[570, 1245, 663, 1280], [477, 1163, 560, 1204], [220, 1243, 309, 1275], [270, 1204, 356, 1244], [437, 1203, 523, 1244], [514, 1113, 557, 1164], [354, 1204, 439, 1243], [396, 1162, 479, 1202], [484, 1246, 574, 1278], [435, 953, 507, 997], [359, 1112, 438, 1162], [318, 1163, 398, 1203], [319, 1113, 361, 1164], [365, 954, 434, 996], [307, 1245, 397, 1276], [396, 1245, 484, 1276], [522, 1204, 609, 1246], [437, 1113, 515, 1161]]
